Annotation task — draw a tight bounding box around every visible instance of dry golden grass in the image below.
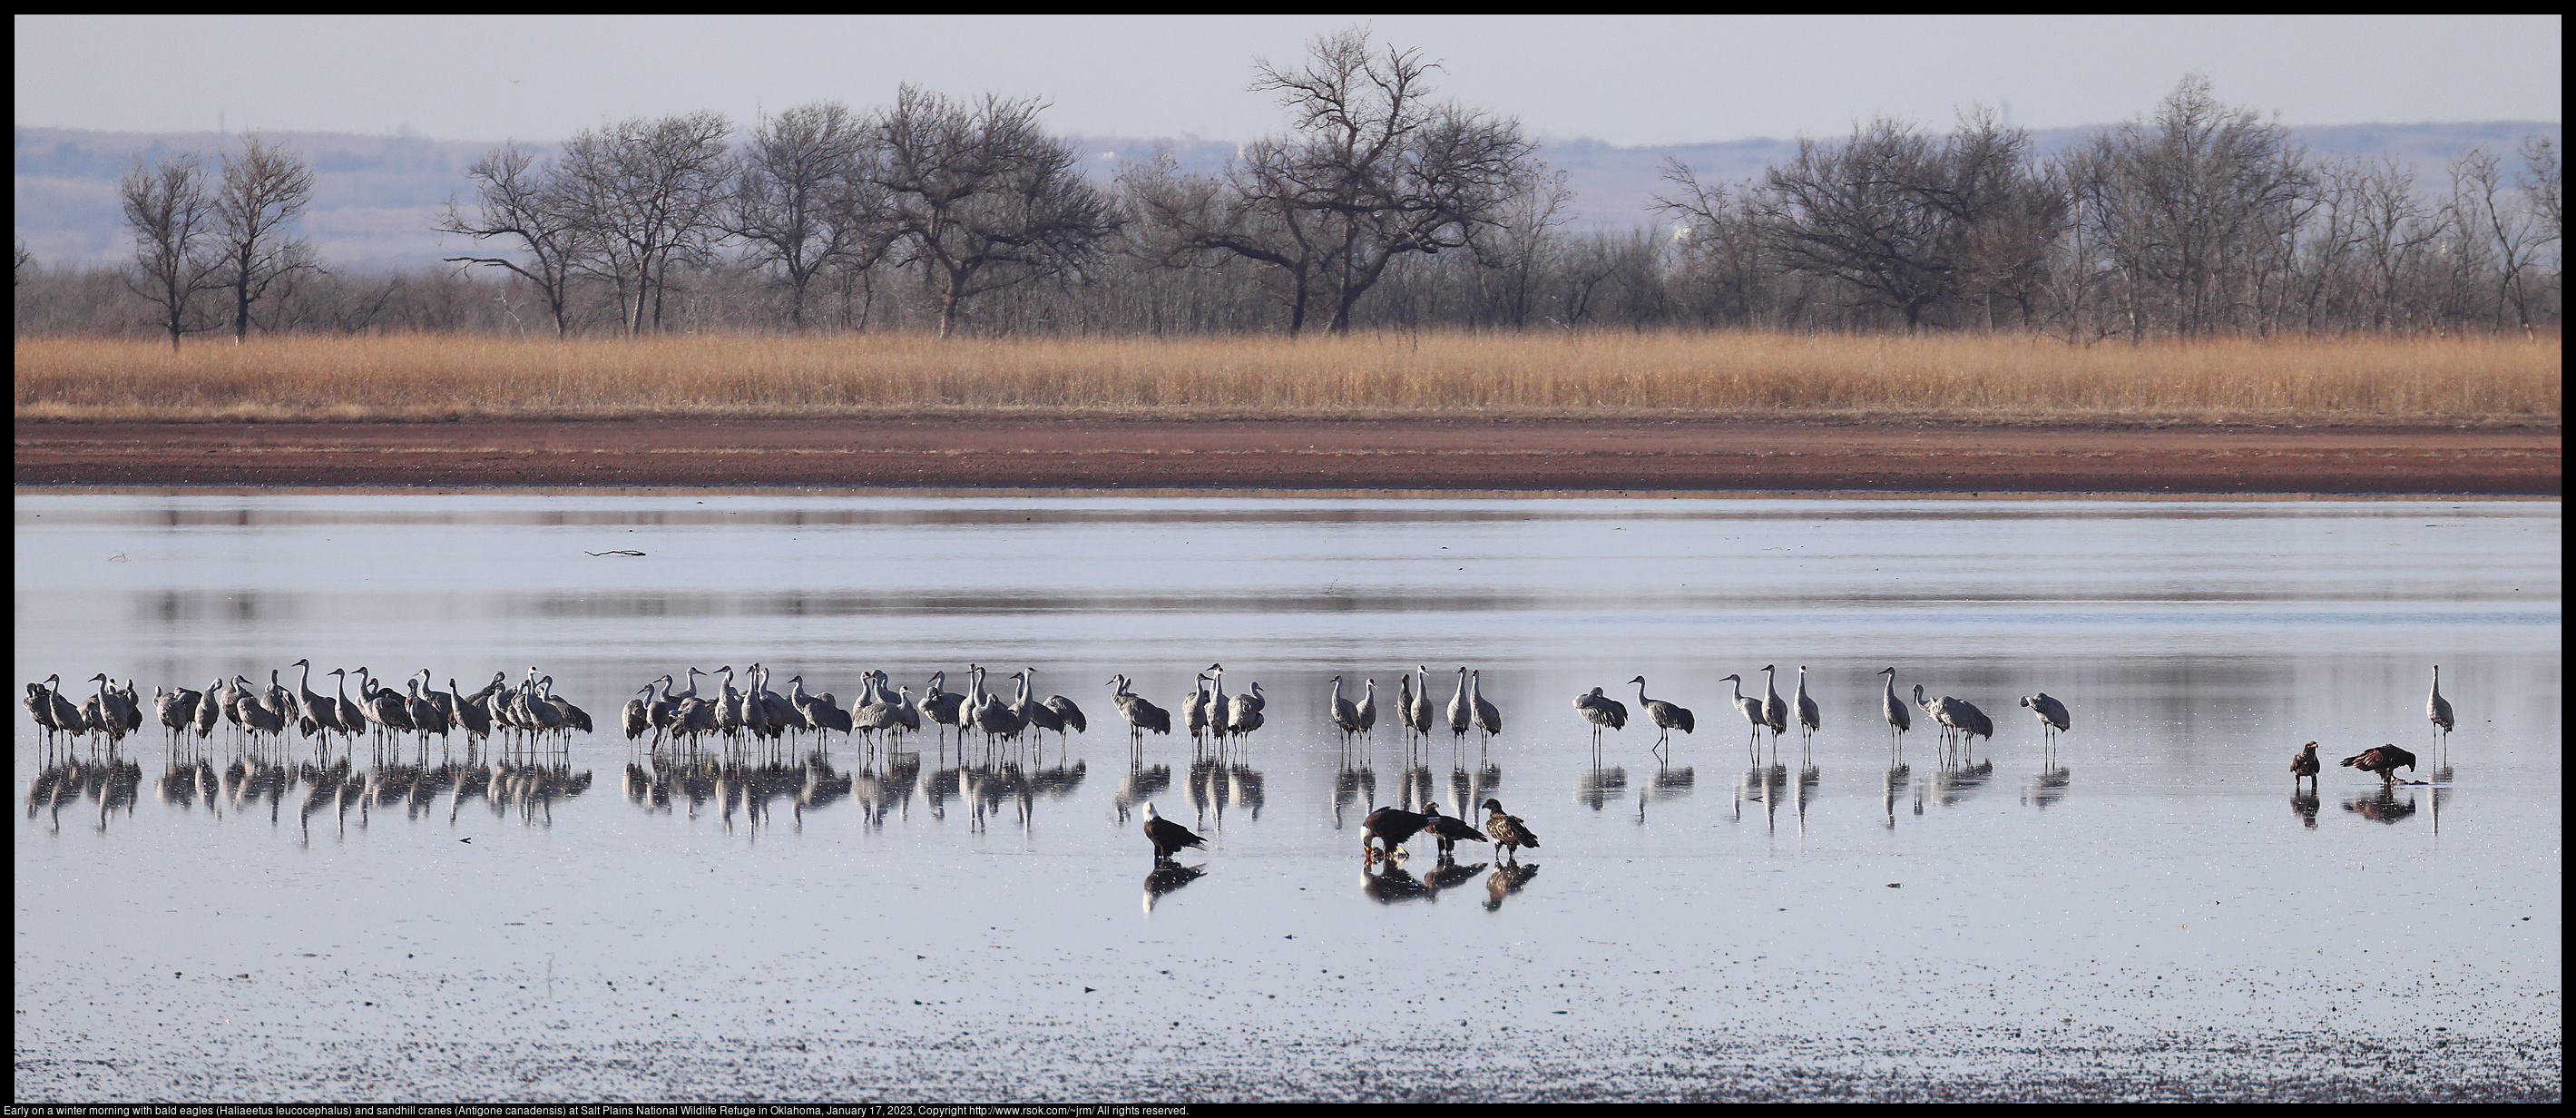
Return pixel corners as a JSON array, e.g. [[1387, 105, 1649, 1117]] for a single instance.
[[13, 330, 2561, 424]]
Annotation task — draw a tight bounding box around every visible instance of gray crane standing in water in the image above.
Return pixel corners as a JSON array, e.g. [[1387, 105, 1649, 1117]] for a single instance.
[[1406, 665, 1437, 744], [1878, 667, 1911, 760], [1628, 675, 1692, 746], [1329, 675, 1366, 745], [1447, 666, 1473, 743], [1575, 686, 1629, 750], [1470, 670, 1503, 742], [2019, 692, 2071, 743], [1720, 672, 1765, 760], [1795, 665, 1821, 741], [1106, 673, 1170, 739], [2426, 664, 2454, 765], [1759, 664, 1789, 752]]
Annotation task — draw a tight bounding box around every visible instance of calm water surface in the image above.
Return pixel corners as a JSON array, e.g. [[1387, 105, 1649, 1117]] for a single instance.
[[14, 495, 2561, 1102]]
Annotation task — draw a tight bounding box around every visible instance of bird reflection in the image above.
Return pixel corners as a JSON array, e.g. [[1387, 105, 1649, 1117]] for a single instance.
[[1112, 760, 1172, 826], [1448, 760, 1501, 825], [2022, 767, 2070, 810], [1636, 761, 1694, 823], [1142, 862, 1207, 913], [1332, 758, 1375, 829], [1792, 759, 1820, 831], [1363, 858, 1430, 904], [1420, 857, 1488, 898], [2290, 789, 2321, 829], [1882, 762, 1910, 827], [1732, 764, 1785, 830], [1925, 759, 1993, 809], [1484, 862, 1539, 911], [1575, 762, 1626, 813], [2342, 788, 2418, 824]]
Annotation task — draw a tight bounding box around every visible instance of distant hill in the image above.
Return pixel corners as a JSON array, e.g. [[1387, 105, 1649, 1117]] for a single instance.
[[15, 121, 2559, 272]]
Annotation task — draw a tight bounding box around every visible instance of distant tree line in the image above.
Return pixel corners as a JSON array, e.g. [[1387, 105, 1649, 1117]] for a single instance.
[[14, 36, 2561, 344]]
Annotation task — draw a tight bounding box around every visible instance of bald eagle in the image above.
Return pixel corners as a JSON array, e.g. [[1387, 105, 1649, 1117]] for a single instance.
[[1141, 802, 1205, 860], [1362, 805, 1431, 859], [2340, 744, 2416, 786], [2291, 741, 2321, 788], [1419, 801, 1487, 857], [1482, 798, 1540, 861]]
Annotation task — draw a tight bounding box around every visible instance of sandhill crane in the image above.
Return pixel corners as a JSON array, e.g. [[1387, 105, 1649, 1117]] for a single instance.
[[256, 671, 292, 734], [1353, 678, 1377, 740], [290, 660, 338, 736], [2342, 743, 2416, 786], [1720, 673, 1765, 756], [406, 674, 449, 747], [1014, 668, 1065, 742], [1043, 692, 1084, 739], [971, 668, 1028, 746], [1107, 674, 1171, 738], [88, 675, 140, 744], [1574, 686, 1628, 749], [156, 683, 203, 745], [2020, 692, 2071, 742], [795, 674, 855, 740], [1200, 663, 1229, 739], [1227, 681, 1266, 739], [448, 679, 492, 745], [1446, 666, 1473, 743], [623, 683, 655, 741], [2291, 741, 2321, 789], [1406, 665, 1437, 743], [1628, 676, 1692, 745], [541, 676, 590, 736], [331, 669, 365, 744], [1329, 675, 1366, 744], [1878, 667, 1911, 758], [31, 674, 87, 744], [753, 664, 797, 740], [1396, 672, 1416, 744], [192, 678, 221, 740], [1794, 666, 1821, 740], [1471, 670, 1502, 741], [918, 671, 966, 743], [228, 675, 280, 741], [1014, 667, 1078, 745], [1759, 664, 1789, 746], [2426, 665, 2454, 757], [1177, 672, 1209, 744], [1481, 798, 1540, 862], [1953, 696, 1993, 750]]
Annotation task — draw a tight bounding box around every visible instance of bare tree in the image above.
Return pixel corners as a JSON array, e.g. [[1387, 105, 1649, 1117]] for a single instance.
[[120, 152, 226, 351], [1745, 111, 2062, 330], [1655, 162, 1779, 328], [2075, 75, 2312, 338], [870, 86, 1121, 338], [438, 143, 587, 338], [553, 112, 736, 334], [1128, 27, 1548, 335], [730, 102, 889, 330], [211, 134, 319, 341]]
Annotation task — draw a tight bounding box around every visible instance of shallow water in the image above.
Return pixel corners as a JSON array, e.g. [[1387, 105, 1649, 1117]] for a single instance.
[[13, 494, 2562, 1102]]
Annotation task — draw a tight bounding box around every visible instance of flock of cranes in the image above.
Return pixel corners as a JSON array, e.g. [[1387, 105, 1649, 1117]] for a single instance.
[[28, 659, 2462, 805], [24, 664, 591, 760]]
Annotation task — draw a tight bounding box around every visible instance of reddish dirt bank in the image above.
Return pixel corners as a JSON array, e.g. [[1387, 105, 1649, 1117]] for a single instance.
[[13, 416, 2561, 495]]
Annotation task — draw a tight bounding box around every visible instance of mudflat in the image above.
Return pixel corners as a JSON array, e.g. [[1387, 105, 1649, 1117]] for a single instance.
[[13, 416, 2561, 495]]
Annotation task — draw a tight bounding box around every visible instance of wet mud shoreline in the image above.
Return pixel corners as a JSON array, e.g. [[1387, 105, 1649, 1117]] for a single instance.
[[13, 416, 2562, 495]]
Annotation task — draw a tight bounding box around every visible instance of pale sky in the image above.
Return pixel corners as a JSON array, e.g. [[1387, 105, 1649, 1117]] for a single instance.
[[15, 15, 2561, 147]]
